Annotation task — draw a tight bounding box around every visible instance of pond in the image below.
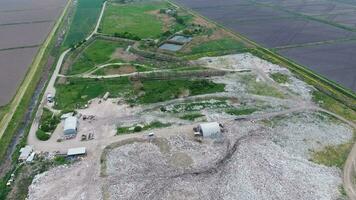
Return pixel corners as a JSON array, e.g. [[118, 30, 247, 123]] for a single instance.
[[159, 43, 183, 51]]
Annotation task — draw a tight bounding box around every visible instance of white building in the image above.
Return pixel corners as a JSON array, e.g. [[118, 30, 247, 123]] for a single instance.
[[67, 147, 86, 156], [26, 152, 36, 162], [64, 116, 78, 135], [198, 122, 221, 138], [19, 145, 33, 161]]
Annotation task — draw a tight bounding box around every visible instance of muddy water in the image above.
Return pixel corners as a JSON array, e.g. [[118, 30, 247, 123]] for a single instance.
[[0, 0, 67, 106]]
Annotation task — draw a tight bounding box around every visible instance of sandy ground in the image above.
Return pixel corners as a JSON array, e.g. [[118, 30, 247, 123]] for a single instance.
[[28, 115, 353, 200], [26, 53, 355, 200]]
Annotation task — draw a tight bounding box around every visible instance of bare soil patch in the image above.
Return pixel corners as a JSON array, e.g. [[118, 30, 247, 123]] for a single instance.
[[111, 48, 138, 62], [146, 10, 174, 32], [104, 65, 136, 75]]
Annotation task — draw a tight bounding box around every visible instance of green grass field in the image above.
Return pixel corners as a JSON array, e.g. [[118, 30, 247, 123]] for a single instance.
[[226, 107, 258, 116], [187, 38, 246, 57], [0, 105, 9, 123], [136, 79, 225, 104], [55, 77, 225, 109], [270, 72, 289, 84], [36, 108, 60, 141], [62, 0, 103, 48], [179, 113, 204, 121], [101, 2, 168, 38], [93, 64, 151, 76], [311, 141, 354, 169], [312, 91, 356, 122], [240, 74, 285, 98], [55, 77, 133, 109], [69, 39, 129, 75]]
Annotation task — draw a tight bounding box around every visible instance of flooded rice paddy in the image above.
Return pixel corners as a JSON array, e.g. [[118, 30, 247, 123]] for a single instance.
[[0, 0, 67, 105], [174, 0, 356, 92]]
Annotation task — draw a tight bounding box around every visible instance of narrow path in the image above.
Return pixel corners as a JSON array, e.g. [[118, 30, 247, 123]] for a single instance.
[[27, 1, 107, 146]]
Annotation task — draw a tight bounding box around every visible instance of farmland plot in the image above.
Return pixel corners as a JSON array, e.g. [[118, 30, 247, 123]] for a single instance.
[[174, 0, 356, 91]]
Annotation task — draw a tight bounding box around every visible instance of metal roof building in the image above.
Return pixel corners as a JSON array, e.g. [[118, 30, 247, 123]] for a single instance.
[[67, 147, 86, 156], [64, 116, 78, 135], [19, 145, 33, 161], [198, 122, 221, 138]]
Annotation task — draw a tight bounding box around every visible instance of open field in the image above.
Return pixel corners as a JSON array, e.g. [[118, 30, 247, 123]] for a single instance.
[[62, 0, 102, 48], [221, 17, 355, 47], [68, 39, 130, 75], [174, 0, 356, 92], [55, 77, 132, 110], [0, 0, 68, 106], [189, 38, 246, 55], [0, 22, 54, 49], [0, 7, 62, 25], [0, 48, 38, 105], [279, 40, 356, 91], [54, 76, 225, 109], [101, 1, 169, 38]]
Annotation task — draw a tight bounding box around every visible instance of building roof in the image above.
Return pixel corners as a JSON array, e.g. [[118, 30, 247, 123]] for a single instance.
[[198, 122, 221, 138], [26, 152, 36, 162], [19, 145, 33, 160], [67, 147, 86, 156], [64, 116, 77, 131]]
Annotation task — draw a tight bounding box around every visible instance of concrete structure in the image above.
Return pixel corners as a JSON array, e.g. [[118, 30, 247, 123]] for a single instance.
[[103, 92, 110, 100], [67, 147, 86, 156], [198, 122, 221, 138], [19, 145, 33, 161], [64, 116, 78, 135], [26, 152, 36, 162], [60, 112, 73, 120]]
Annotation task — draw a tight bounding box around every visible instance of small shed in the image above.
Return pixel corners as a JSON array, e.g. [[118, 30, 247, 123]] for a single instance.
[[19, 145, 33, 161], [198, 122, 221, 138], [67, 147, 86, 156], [26, 152, 36, 162], [60, 112, 74, 120], [103, 92, 110, 100], [64, 116, 78, 135]]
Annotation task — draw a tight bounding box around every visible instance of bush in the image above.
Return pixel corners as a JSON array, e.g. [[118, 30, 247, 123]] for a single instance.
[[39, 109, 60, 133], [36, 130, 50, 141], [134, 126, 142, 132], [175, 17, 185, 25], [162, 30, 172, 37], [54, 156, 69, 165], [270, 72, 289, 84], [113, 32, 141, 40], [180, 113, 204, 121], [226, 108, 258, 116]]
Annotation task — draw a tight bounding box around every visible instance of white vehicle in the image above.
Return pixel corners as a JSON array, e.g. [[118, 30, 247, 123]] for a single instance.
[[47, 93, 54, 103]]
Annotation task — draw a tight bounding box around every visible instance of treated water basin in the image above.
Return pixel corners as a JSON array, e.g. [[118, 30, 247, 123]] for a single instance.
[[159, 43, 183, 51], [169, 35, 192, 44]]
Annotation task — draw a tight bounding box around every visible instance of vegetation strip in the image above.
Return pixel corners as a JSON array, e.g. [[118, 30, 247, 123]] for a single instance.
[[0, 45, 40, 52], [0, 20, 53, 27]]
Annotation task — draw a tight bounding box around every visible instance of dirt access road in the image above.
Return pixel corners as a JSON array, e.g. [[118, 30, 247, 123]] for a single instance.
[[27, 1, 107, 146]]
